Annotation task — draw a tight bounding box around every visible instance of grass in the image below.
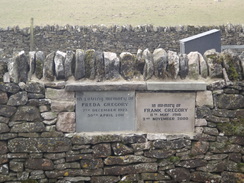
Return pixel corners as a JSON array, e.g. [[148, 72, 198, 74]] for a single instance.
[[0, 0, 243, 28]]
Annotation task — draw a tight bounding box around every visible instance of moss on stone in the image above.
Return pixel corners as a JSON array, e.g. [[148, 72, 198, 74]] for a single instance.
[[217, 118, 244, 136], [35, 59, 43, 79], [168, 156, 180, 163], [237, 163, 244, 172]]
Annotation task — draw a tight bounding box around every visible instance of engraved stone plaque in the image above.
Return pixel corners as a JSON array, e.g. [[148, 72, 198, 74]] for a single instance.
[[136, 92, 195, 133], [76, 91, 135, 132]]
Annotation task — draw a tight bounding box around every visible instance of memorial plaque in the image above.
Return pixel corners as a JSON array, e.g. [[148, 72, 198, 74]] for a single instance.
[[76, 91, 135, 132], [136, 92, 195, 133]]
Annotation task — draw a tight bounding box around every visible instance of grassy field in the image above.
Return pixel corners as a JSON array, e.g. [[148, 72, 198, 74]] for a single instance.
[[0, 0, 243, 28]]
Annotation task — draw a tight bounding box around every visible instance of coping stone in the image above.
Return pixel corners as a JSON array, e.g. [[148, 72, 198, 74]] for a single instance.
[[146, 82, 206, 91], [65, 82, 147, 91]]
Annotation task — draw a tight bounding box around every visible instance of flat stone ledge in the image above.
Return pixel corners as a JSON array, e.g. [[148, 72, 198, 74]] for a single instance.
[[66, 82, 206, 91], [65, 82, 147, 91], [147, 82, 206, 91]]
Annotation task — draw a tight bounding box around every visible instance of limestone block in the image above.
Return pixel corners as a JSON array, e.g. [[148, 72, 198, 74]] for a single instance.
[[7, 91, 28, 106], [153, 48, 168, 78], [95, 51, 105, 81], [54, 51, 66, 80], [74, 49, 85, 80], [51, 100, 75, 112], [195, 119, 208, 127], [46, 88, 74, 101], [41, 112, 57, 120], [196, 91, 213, 108], [167, 50, 179, 79], [28, 51, 36, 80], [43, 52, 55, 81], [104, 52, 120, 80], [120, 52, 136, 80], [11, 122, 45, 133], [12, 106, 41, 121], [143, 49, 154, 80], [56, 112, 75, 133], [188, 52, 200, 79], [64, 50, 74, 80], [35, 51, 45, 80], [84, 49, 96, 79]]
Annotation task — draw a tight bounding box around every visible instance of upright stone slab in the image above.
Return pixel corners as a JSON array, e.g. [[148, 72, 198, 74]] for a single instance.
[[54, 51, 66, 80], [136, 92, 195, 133], [76, 91, 135, 132], [35, 51, 45, 80], [43, 52, 55, 81], [74, 49, 85, 80], [180, 29, 221, 55]]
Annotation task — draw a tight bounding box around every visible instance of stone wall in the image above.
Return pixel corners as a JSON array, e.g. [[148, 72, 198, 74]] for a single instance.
[[0, 80, 244, 183], [0, 24, 244, 58]]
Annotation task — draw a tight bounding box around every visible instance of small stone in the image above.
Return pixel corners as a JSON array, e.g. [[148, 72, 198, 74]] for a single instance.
[[167, 50, 179, 79], [41, 112, 57, 120], [25, 82, 45, 94], [176, 159, 207, 168], [144, 149, 175, 159], [0, 92, 8, 104], [93, 144, 111, 158], [0, 164, 9, 175], [0, 123, 10, 133], [153, 48, 168, 78], [9, 161, 24, 172], [95, 51, 105, 81], [216, 94, 244, 109], [85, 49, 96, 79], [188, 52, 200, 79], [195, 119, 208, 127], [54, 51, 66, 80], [91, 176, 119, 183], [26, 159, 54, 170], [0, 141, 8, 154], [7, 91, 28, 106], [203, 127, 219, 136], [179, 53, 188, 79], [112, 143, 133, 156], [80, 159, 103, 169], [46, 88, 74, 101], [104, 155, 156, 165], [28, 51, 36, 80], [191, 141, 209, 155], [167, 168, 190, 182], [51, 101, 75, 112], [56, 112, 75, 133], [11, 122, 45, 133], [12, 106, 41, 121]]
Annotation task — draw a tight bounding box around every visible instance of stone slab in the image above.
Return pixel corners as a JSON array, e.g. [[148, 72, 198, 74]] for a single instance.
[[66, 82, 146, 91], [180, 29, 221, 55], [147, 82, 206, 91], [136, 92, 195, 133], [76, 91, 135, 132]]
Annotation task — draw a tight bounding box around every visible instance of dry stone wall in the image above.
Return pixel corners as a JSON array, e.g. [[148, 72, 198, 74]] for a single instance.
[[0, 80, 243, 183], [0, 24, 244, 58]]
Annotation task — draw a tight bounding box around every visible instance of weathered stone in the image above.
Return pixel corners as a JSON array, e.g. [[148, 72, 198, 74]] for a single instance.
[[25, 82, 45, 94], [46, 169, 103, 178], [187, 52, 200, 79], [204, 154, 228, 160], [95, 51, 105, 81], [179, 53, 188, 79], [167, 168, 190, 182], [216, 94, 244, 109], [154, 139, 191, 150], [0, 164, 9, 175], [11, 122, 45, 133], [46, 88, 74, 101], [0, 174, 11, 182], [44, 153, 65, 160], [104, 163, 157, 175], [91, 176, 119, 183], [7, 91, 28, 106], [7, 153, 29, 159], [196, 106, 211, 118], [229, 136, 244, 146], [0, 141, 8, 154], [28, 51, 36, 80], [198, 160, 227, 172], [104, 52, 120, 80], [112, 143, 133, 156], [56, 112, 75, 133], [0, 133, 17, 140], [41, 112, 57, 120], [191, 171, 221, 183], [84, 49, 96, 79], [93, 144, 111, 158], [64, 176, 91, 182], [7, 57, 18, 83], [80, 159, 103, 169], [210, 142, 242, 153], [43, 119, 57, 125], [217, 119, 244, 136], [29, 170, 46, 180], [74, 49, 85, 80], [141, 173, 170, 181], [0, 155, 8, 165], [229, 153, 242, 163], [143, 49, 154, 80], [120, 52, 136, 80], [51, 101, 75, 112], [28, 93, 45, 99], [153, 48, 168, 78], [196, 91, 213, 108], [44, 81, 66, 89], [193, 133, 216, 142], [12, 106, 41, 121], [221, 171, 244, 183], [207, 115, 230, 123], [176, 159, 207, 168], [136, 49, 145, 76], [191, 141, 209, 155], [35, 51, 45, 79], [9, 161, 23, 172], [0, 123, 10, 133], [203, 127, 219, 136], [104, 155, 156, 165], [212, 109, 236, 118], [144, 150, 175, 159], [26, 159, 54, 170], [72, 134, 121, 145], [122, 134, 146, 144], [43, 51, 55, 81], [199, 53, 208, 78], [41, 131, 64, 138], [66, 154, 93, 162], [131, 142, 151, 152], [195, 119, 208, 127], [0, 91, 8, 104], [204, 49, 223, 78], [54, 51, 66, 80], [167, 50, 179, 79], [0, 116, 9, 124], [64, 50, 74, 80], [0, 61, 7, 82], [8, 138, 71, 152], [0, 82, 20, 94]]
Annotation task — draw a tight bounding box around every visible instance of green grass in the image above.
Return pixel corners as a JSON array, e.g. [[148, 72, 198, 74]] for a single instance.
[[0, 0, 243, 28]]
